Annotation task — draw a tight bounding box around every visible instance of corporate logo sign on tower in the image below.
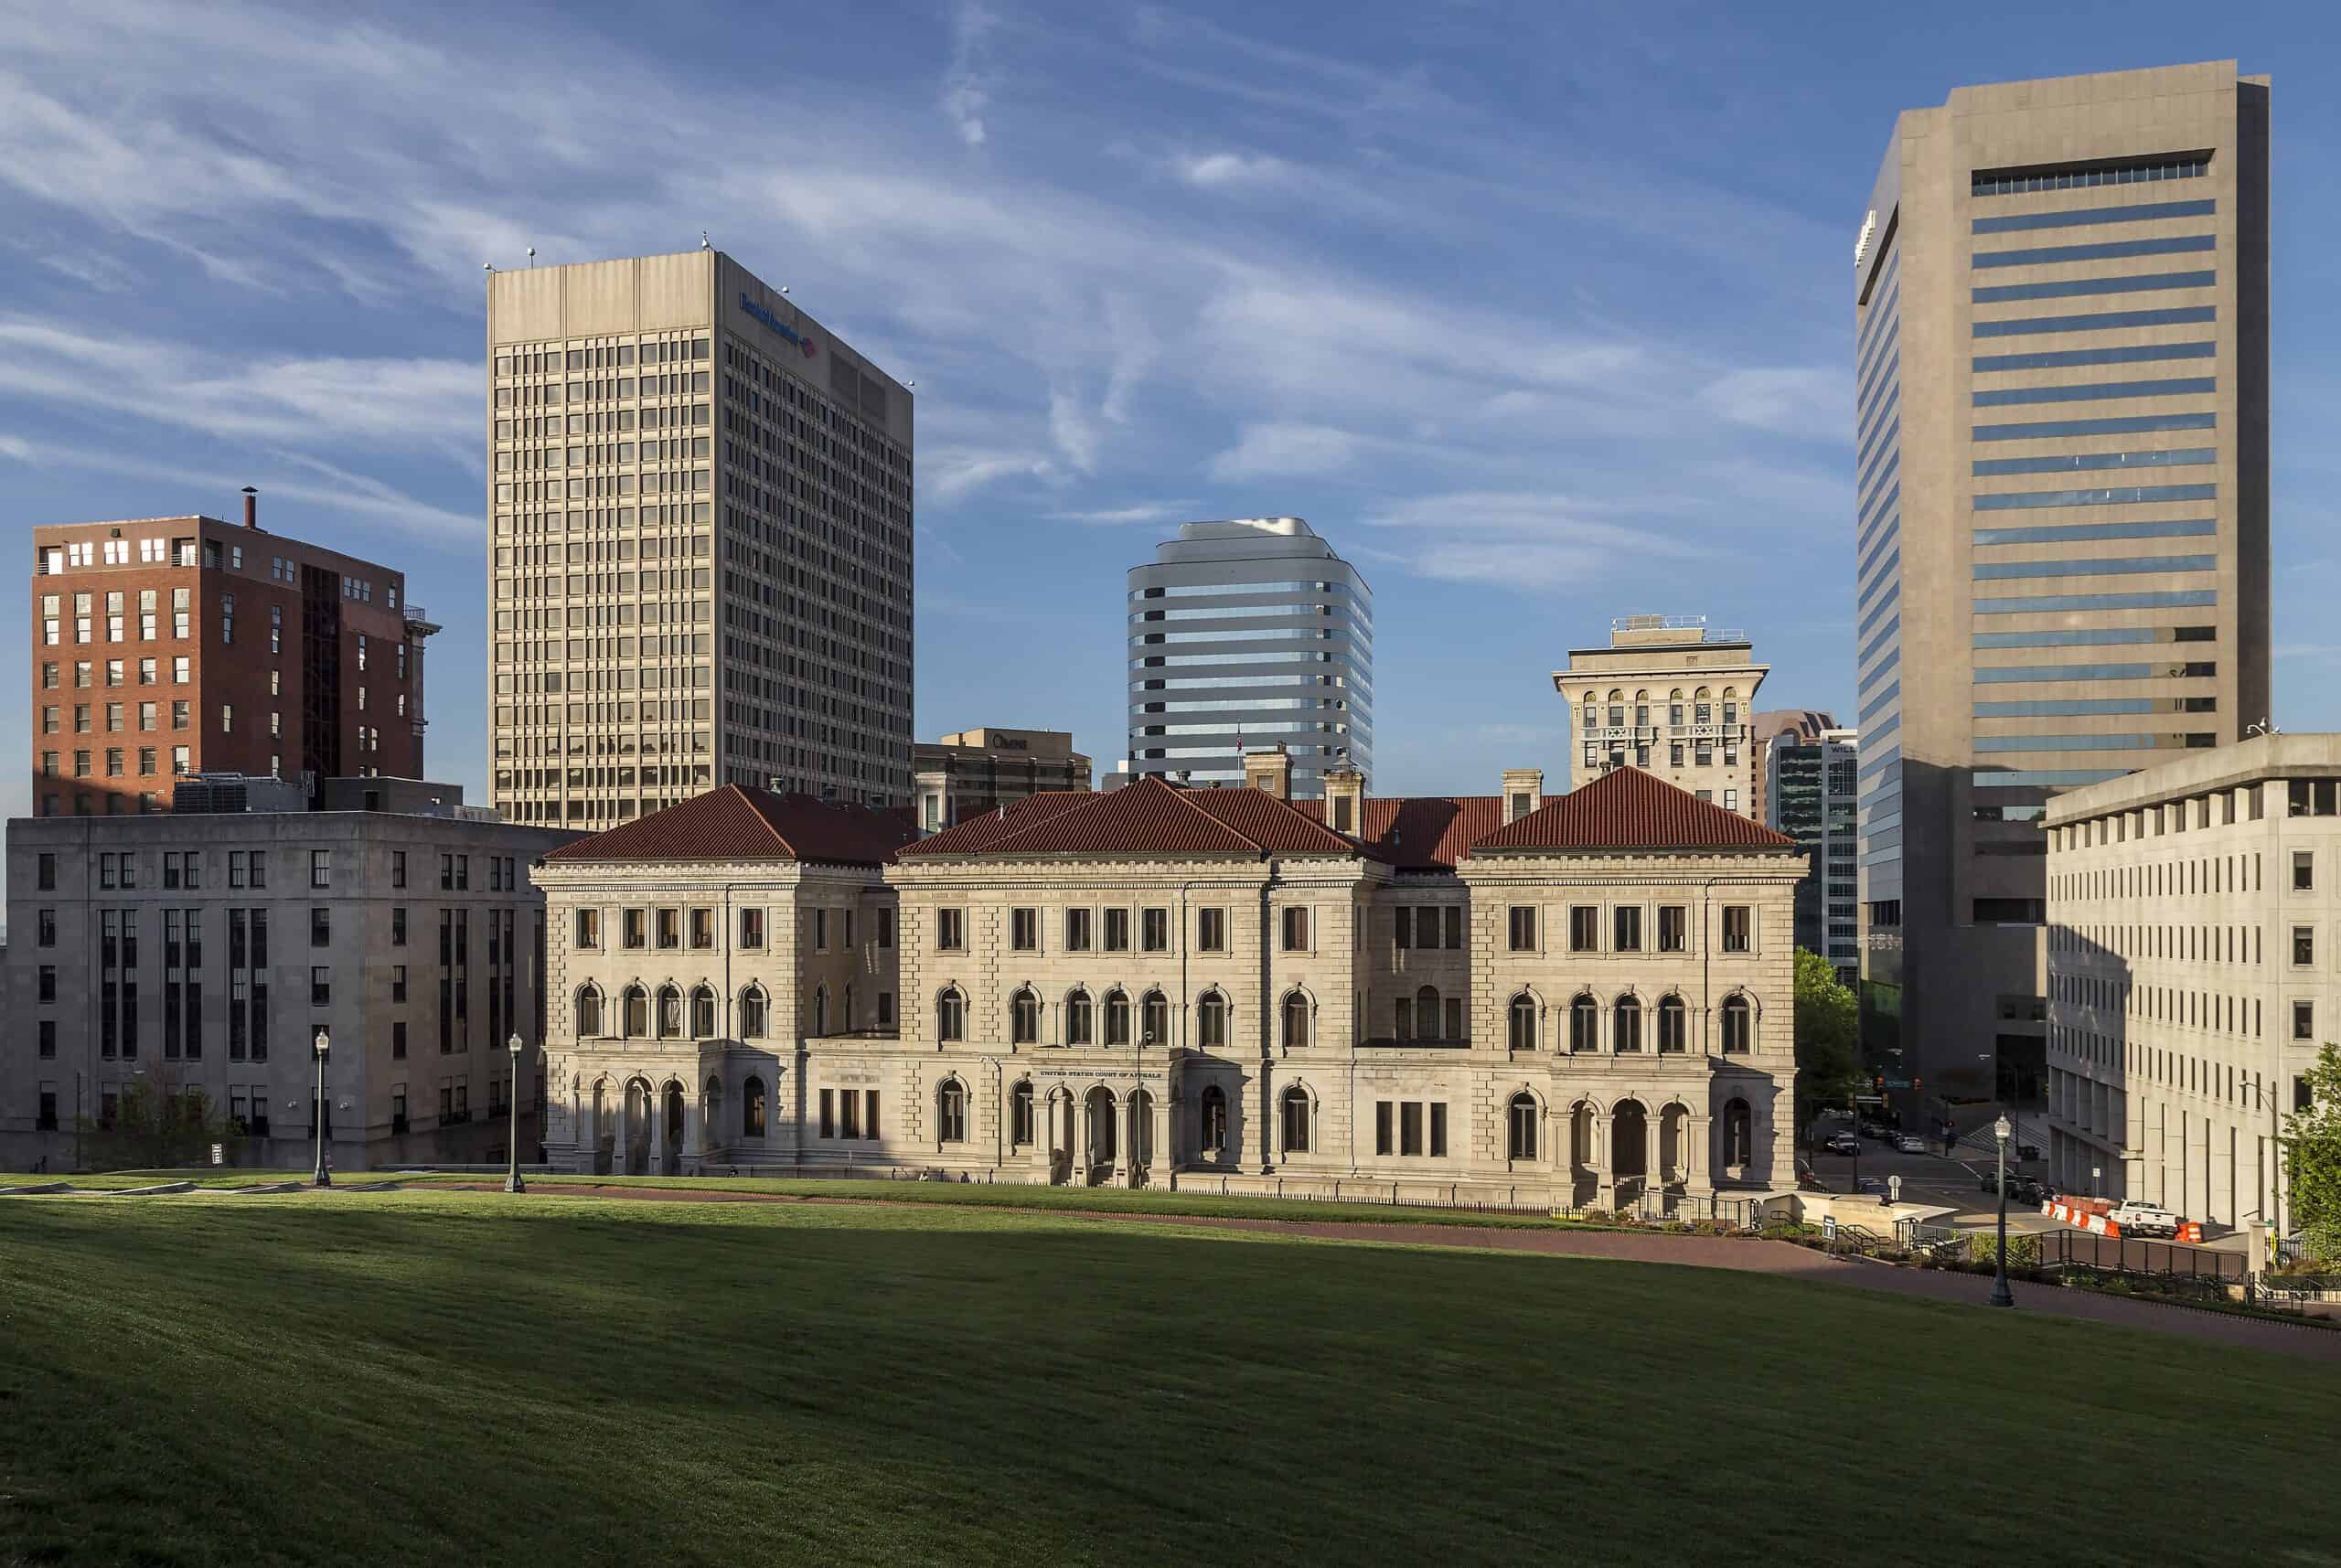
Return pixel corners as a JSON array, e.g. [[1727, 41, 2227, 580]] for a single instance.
[[740, 293, 818, 358]]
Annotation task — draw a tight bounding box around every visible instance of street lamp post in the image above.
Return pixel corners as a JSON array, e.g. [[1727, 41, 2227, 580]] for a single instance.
[[506, 1033, 527, 1194], [311, 1030, 332, 1188], [1989, 1113, 2015, 1308]]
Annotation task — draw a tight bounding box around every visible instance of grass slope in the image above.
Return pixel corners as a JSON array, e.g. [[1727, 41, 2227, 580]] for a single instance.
[[0, 1191, 2334, 1568]]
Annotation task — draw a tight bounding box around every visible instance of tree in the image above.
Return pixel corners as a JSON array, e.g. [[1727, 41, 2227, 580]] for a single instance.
[[76, 1077, 242, 1172], [2282, 1043, 2341, 1260], [1793, 946, 1860, 1131]]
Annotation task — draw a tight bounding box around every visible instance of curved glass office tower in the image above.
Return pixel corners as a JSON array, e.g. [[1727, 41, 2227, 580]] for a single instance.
[[1127, 517, 1373, 794]]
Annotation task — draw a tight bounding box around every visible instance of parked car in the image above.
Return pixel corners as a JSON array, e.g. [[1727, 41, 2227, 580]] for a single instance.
[[1860, 1121, 1891, 1140], [1896, 1135, 1927, 1155], [2110, 1200, 2181, 1237], [1978, 1171, 2047, 1203], [1825, 1132, 1861, 1157]]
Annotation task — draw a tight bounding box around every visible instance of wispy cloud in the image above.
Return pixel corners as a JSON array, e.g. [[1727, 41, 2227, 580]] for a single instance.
[[940, 1, 999, 147], [1208, 422, 1363, 481], [1045, 500, 1197, 526], [1170, 151, 1292, 188], [1700, 367, 1853, 441]]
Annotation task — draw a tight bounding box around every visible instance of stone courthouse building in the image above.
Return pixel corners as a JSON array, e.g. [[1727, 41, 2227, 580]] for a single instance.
[[534, 754, 1802, 1204]]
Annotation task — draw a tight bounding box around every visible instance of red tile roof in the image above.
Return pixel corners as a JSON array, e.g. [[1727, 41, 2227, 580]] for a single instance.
[[1296, 795, 1509, 869], [1466, 766, 1796, 855], [905, 791, 1091, 856], [542, 785, 917, 865], [899, 774, 1361, 859]]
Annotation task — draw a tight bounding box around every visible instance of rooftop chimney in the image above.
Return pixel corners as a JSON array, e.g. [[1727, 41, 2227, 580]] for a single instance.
[[1321, 757, 1364, 836], [1243, 744, 1293, 801], [241, 485, 258, 528], [1502, 768, 1545, 822]]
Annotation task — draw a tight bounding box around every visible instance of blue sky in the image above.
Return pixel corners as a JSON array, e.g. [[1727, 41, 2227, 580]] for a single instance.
[[3, 0, 2336, 813]]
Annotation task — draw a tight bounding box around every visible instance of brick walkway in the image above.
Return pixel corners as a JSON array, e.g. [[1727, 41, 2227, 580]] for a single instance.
[[446, 1184, 2341, 1362]]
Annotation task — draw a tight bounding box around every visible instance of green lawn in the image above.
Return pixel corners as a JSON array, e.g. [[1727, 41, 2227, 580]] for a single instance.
[[1, 1191, 2335, 1568]]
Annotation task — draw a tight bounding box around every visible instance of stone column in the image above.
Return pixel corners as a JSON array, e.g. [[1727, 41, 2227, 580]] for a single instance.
[[1112, 1092, 1131, 1187], [1643, 1112, 1659, 1202], [1153, 1091, 1174, 1191], [1593, 1112, 1614, 1210], [648, 1093, 668, 1174], [680, 1093, 701, 1175], [1032, 1090, 1056, 1185], [1690, 1114, 1714, 1196], [1072, 1093, 1090, 1187]]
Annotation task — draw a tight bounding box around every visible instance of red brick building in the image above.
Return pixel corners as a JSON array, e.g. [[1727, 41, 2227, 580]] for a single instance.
[[29, 495, 435, 816]]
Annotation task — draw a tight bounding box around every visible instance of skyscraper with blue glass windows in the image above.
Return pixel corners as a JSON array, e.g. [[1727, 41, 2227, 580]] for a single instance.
[[1127, 517, 1373, 795], [1852, 62, 2270, 1122]]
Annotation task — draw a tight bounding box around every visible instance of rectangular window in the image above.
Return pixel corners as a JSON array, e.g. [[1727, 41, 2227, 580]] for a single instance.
[[574, 909, 600, 949], [622, 908, 645, 948], [937, 907, 966, 951], [1442, 907, 1462, 950], [1614, 906, 1642, 953], [1141, 907, 1169, 952], [1064, 908, 1091, 951], [739, 908, 764, 948], [656, 908, 679, 949], [864, 1090, 881, 1141], [310, 907, 330, 947], [1723, 906, 1752, 953], [311, 966, 331, 1008], [1394, 906, 1412, 950], [1569, 905, 1598, 953], [2296, 1001, 2315, 1042], [689, 907, 713, 949], [1197, 907, 1225, 952], [1103, 908, 1131, 952], [839, 1090, 860, 1140], [1658, 905, 1688, 952], [2295, 926, 2314, 966], [1429, 1102, 1448, 1158], [1010, 907, 1038, 951], [2296, 851, 2315, 892], [1375, 1100, 1393, 1157], [309, 850, 330, 889], [819, 1088, 836, 1140], [1400, 1101, 1423, 1157], [877, 908, 895, 949], [1281, 906, 1309, 952], [1508, 906, 1536, 951]]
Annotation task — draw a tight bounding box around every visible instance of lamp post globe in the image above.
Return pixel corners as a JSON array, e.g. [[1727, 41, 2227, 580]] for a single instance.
[[505, 1033, 527, 1194], [311, 1029, 332, 1188], [1989, 1113, 2015, 1309]]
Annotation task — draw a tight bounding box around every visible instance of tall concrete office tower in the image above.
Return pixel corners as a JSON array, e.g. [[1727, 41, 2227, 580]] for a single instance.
[[1127, 517, 1373, 794], [486, 251, 914, 827], [1853, 63, 2270, 1118]]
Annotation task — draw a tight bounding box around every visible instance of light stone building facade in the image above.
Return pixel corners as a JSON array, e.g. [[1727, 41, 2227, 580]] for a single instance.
[[2045, 734, 2341, 1232], [534, 757, 1802, 1205], [1556, 616, 1768, 816], [0, 792, 574, 1172]]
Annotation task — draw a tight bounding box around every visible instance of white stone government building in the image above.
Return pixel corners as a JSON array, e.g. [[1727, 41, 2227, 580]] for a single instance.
[[534, 754, 1802, 1204]]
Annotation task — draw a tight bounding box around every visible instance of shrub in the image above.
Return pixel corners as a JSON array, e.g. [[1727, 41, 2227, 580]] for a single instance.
[[1966, 1232, 2041, 1269]]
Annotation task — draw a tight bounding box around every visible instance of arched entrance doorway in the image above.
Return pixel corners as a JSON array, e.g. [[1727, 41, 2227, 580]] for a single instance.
[[624, 1079, 652, 1175], [1611, 1100, 1649, 1207], [663, 1083, 686, 1175], [1128, 1089, 1154, 1189], [1085, 1085, 1117, 1186], [592, 1080, 615, 1174], [1046, 1088, 1076, 1185]]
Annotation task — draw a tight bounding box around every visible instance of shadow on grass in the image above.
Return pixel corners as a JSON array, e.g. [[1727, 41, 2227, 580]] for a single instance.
[[2, 1194, 2336, 1568]]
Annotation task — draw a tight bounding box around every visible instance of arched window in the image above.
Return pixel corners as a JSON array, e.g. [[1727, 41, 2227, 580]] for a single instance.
[[1613, 994, 1642, 1053], [1279, 1085, 1310, 1154], [1570, 993, 1598, 1052], [623, 985, 648, 1038], [657, 985, 683, 1039], [1141, 989, 1169, 1046], [1415, 984, 1441, 1041], [1010, 1080, 1034, 1146], [1200, 1084, 1228, 1153], [1721, 994, 1752, 1054], [1105, 989, 1131, 1046], [1508, 993, 1537, 1051], [1507, 1092, 1539, 1160], [1656, 995, 1686, 1053], [1065, 988, 1094, 1046], [1010, 987, 1040, 1045], [810, 985, 828, 1037], [743, 1075, 767, 1138], [1724, 1097, 1753, 1166], [937, 987, 966, 1042], [739, 986, 766, 1040], [576, 985, 604, 1037], [1281, 991, 1310, 1050], [1198, 991, 1227, 1049], [690, 985, 717, 1038], [937, 1078, 968, 1143]]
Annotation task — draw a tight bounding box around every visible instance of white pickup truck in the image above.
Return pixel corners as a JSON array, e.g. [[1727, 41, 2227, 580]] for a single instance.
[[2108, 1200, 2181, 1238]]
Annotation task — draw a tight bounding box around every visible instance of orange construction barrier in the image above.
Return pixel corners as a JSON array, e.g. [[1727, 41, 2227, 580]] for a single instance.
[[2175, 1221, 2203, 1243]]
